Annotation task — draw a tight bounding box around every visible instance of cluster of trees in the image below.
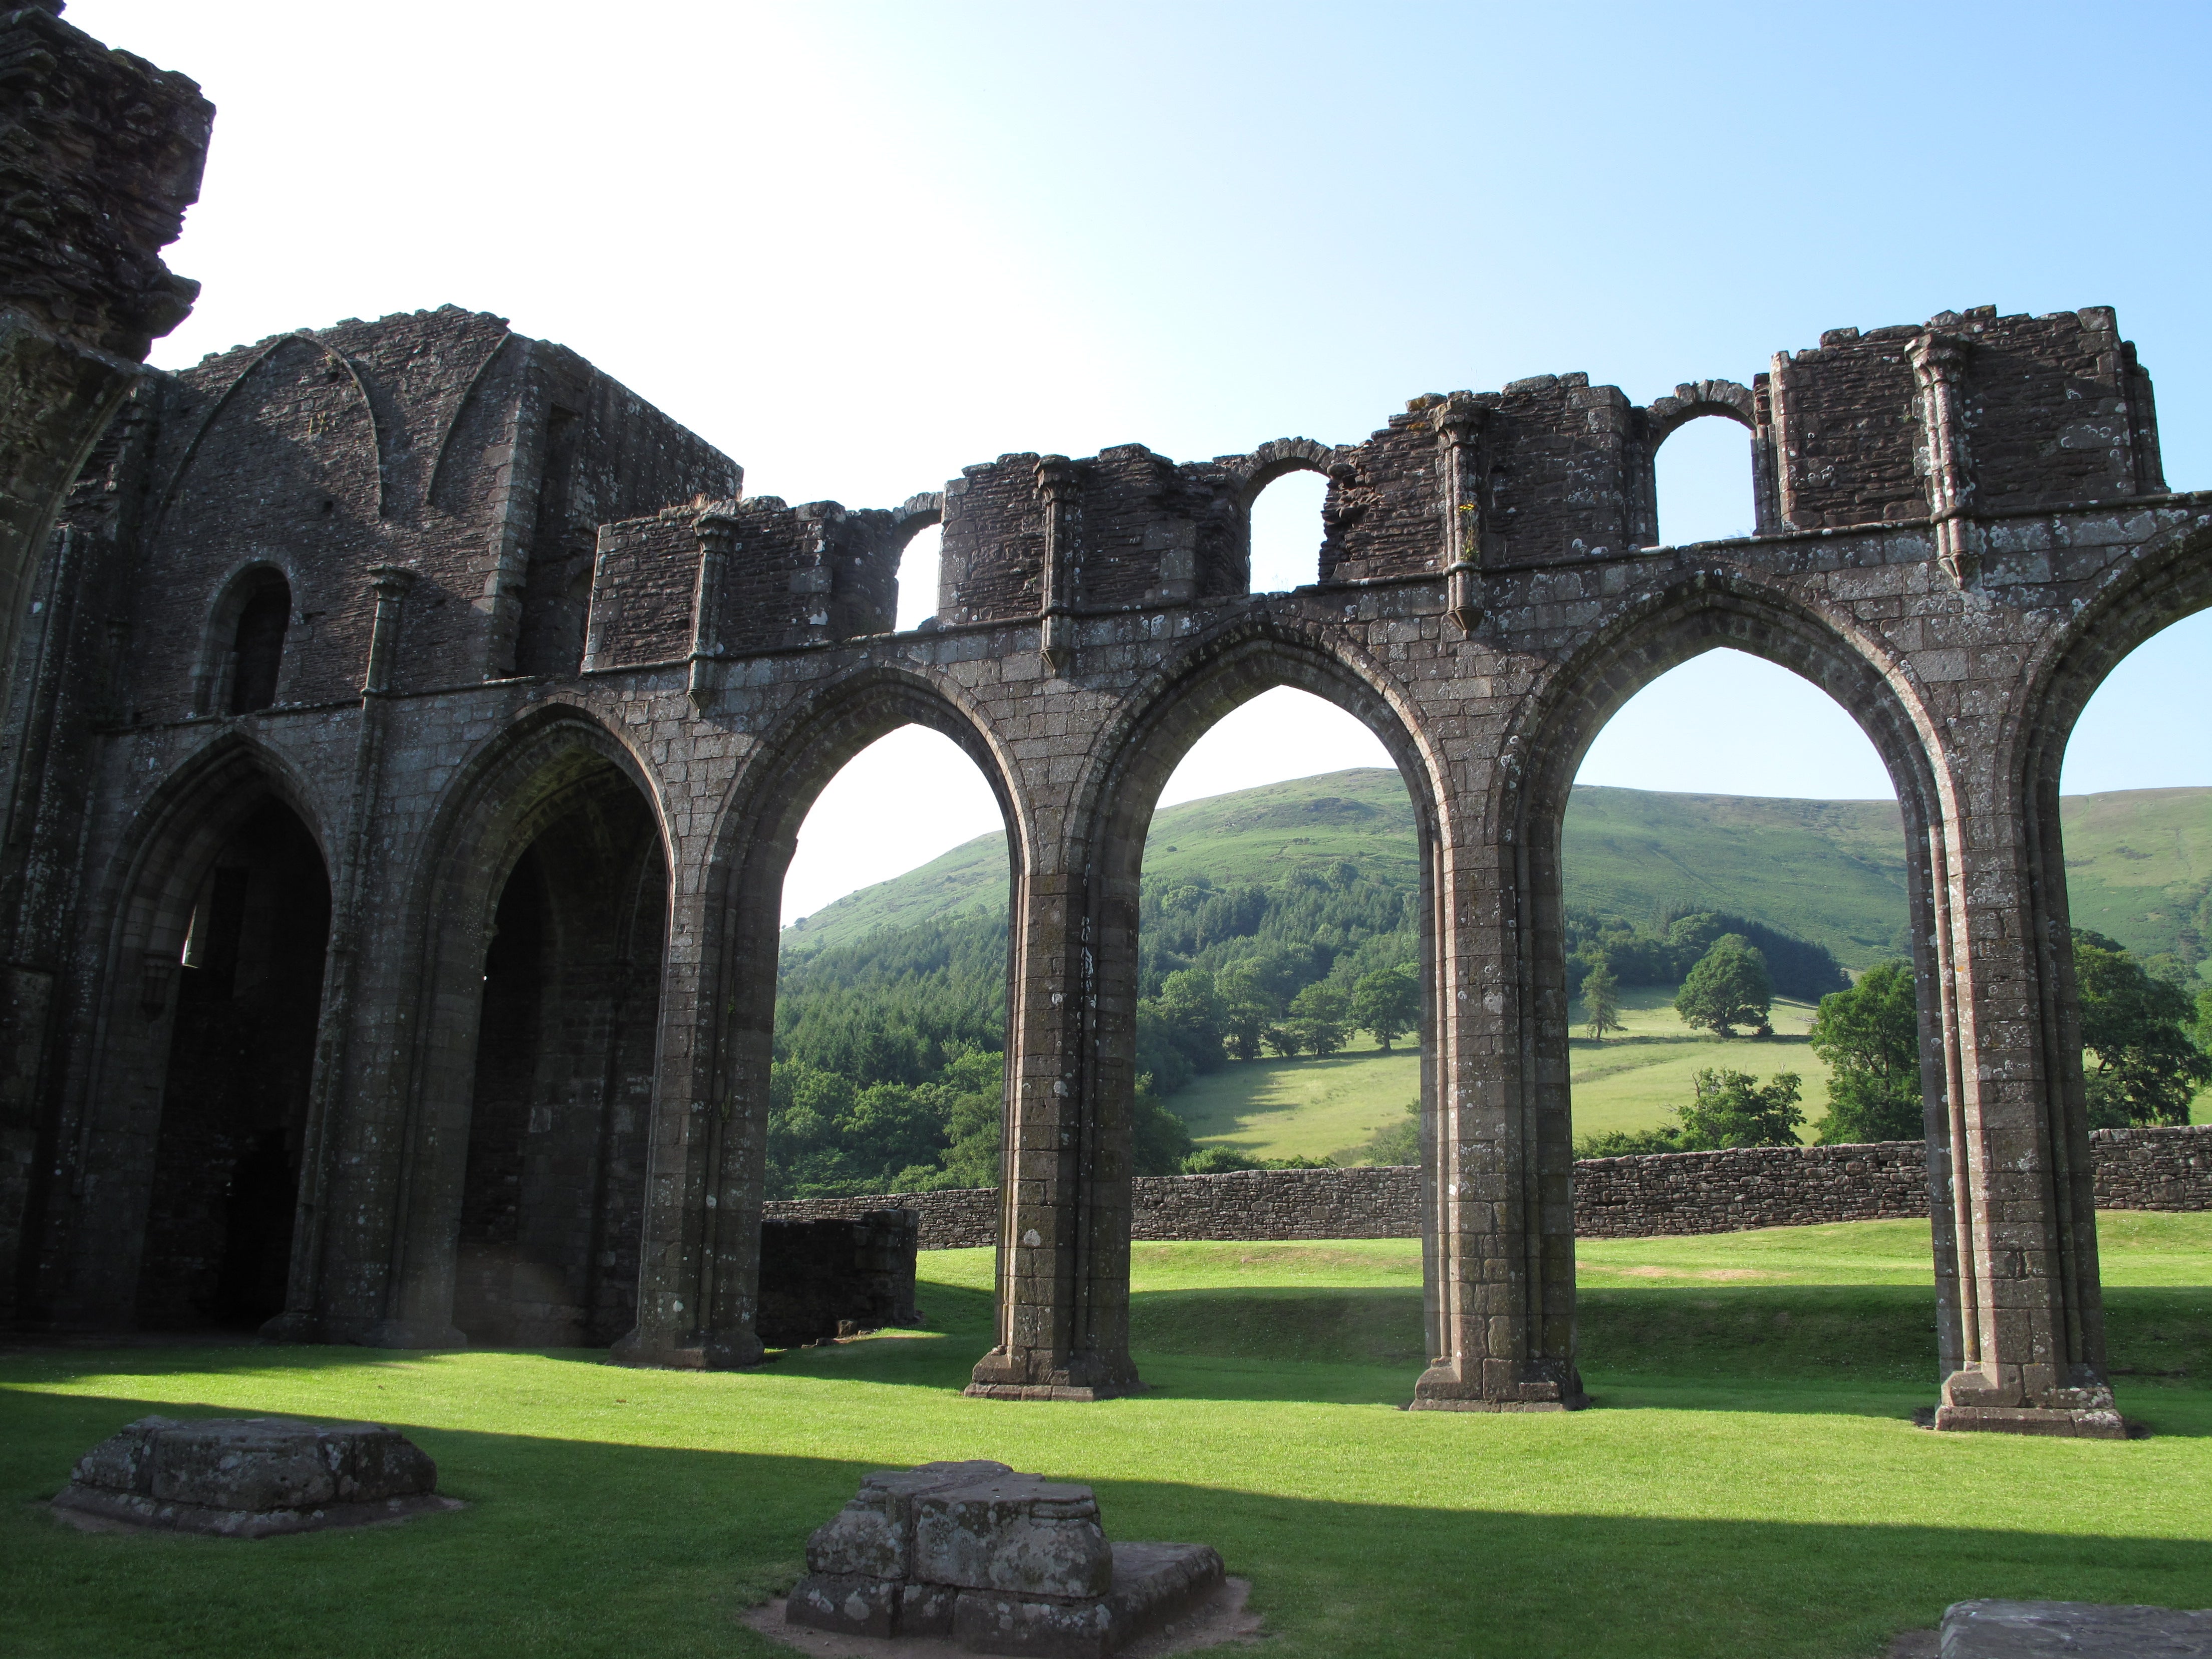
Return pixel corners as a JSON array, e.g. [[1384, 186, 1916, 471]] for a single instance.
[[1564, 908, 1848, 1003], [1137, 959, 1419, 1095], [1573, 927, 2209, 1158]]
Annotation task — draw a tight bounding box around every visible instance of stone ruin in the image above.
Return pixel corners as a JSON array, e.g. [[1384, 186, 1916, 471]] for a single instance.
[[52, 1415, 456, 1538], [788, 1461, 1225, 1657], [759, 1210, 920, 1348], [6, 4, 2210, 1439]]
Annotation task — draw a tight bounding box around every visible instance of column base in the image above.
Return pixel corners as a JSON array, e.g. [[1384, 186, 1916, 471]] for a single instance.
[[608, 1326, 764, 1370], [962, 1381, 1147, 1402], [1932, 1405, 2126, 1439], [966, 1345, 1141, 1402], [1411, 1357, 1588, 1413], [1933, 1366, 2125, 1438]]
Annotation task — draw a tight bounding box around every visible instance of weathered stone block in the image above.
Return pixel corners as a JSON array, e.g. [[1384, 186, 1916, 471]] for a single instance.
[[53, 1416, 453, 1537], [787, 1466, 1222, 1654], [913, 1473, 1113, 1598], [1941, 1598, 2212, 1657]]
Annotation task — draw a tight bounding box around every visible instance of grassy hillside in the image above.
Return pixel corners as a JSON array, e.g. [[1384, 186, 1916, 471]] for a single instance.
[[787, 771, 2212, 976], [2061, 786, 2212, 964]]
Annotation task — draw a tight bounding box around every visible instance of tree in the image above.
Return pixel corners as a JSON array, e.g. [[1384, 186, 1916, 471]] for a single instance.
[[1354, 1097, 1421, 1166], [1580, 963, 1624, 1042], [1261, 1022, 1305, 1058], [1674, 1068, 1804, 1150], [2073, 929, 2212, 1128], [1215, 959, 1273, 1061], [1674, 934, 1774, 1038], [1154, 968, 1228, 1073], [1132, 1078, 1197, 1176], [1288, 982, 1351, 1055], [1353, 965, 1420, 1051], [1572, 1125, 1685, 1158], [1808, 960, 1924, 1144]]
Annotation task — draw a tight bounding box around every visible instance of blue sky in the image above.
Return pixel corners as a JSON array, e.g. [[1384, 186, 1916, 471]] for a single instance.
[[74, 1, 2211, 918]]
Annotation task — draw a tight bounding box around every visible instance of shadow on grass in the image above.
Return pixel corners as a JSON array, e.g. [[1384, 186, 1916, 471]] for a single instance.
[[12, 1279, 2203, 1424], [4, 1384, 2209, 1659]]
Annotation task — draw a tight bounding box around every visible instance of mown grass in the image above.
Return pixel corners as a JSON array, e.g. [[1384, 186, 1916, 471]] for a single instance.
[[1170, 1033, 1419, 1161], [5, 1216, 2209, 1659], [1169, 986, 1847, 1160]]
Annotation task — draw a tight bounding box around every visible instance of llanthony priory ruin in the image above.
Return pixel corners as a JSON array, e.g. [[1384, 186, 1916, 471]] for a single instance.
[[3, 1, 2205, 1437]]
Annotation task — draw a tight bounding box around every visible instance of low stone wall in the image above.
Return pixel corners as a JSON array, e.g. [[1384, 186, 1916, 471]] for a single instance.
[[760, 1125, 2212, 1247]]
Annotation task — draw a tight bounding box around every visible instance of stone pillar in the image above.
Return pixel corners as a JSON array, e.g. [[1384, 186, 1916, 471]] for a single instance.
[[966, 858, 1140, 1401], [1410, 809, 1584, 1411], [1911, 333, 1979, 586], [686, 503, 735, 708], [1035, 457, 1077, 674], [1431, 395, 1487, 634], [616, 819, 765, 1371], [1925, 768, 2119, 1437]]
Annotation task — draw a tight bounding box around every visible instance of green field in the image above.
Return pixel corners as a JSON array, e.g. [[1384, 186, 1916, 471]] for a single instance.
[[1173, 989, 1832, 1159], [1171, 1033, 1419, 1160], [6, 1215, 2209, 1659], [1568, 986, 1832, 1141]]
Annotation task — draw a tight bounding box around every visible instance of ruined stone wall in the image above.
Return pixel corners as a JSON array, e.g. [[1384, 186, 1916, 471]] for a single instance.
[[122, 309, 739, 717], [765, 1128, 2212, 1248], [6, 283, 2206, 1435]]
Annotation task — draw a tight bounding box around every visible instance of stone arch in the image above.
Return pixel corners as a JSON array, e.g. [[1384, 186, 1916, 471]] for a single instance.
[[1221, 440, 1346, 595], [1494, 573, 1963, 1375], [1646, 379, 1759, 447], [661, 664, 1029, 1365], [424, 331, 525, 512], [372, 702, 670, 1347], [1221, 437, 1343, 507], [153, 332, 385, 534], [887, 491, 948, 629], [1991, 518, 2212, 1367], [982, 617, 1446, 1393], [193, 559, 296, 715], [58, 733, 338, 1326]]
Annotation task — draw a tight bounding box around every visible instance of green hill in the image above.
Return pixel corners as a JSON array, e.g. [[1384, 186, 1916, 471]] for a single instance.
[[786, 772, 2212, 976]]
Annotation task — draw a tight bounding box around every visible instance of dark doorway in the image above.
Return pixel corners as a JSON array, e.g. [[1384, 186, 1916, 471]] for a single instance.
[[455, 770, 666, 1346], [136, 800, 330, 1328]]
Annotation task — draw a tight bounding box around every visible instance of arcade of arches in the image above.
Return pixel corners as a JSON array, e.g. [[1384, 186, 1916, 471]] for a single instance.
[[2, 299, 2202, 1444]]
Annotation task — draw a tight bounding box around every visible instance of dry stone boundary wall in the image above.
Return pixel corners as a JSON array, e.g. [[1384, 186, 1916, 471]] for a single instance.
[[763, 1126, 2212, 1249]]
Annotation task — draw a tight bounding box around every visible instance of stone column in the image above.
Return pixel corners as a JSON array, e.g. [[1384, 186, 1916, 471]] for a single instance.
[[1431, 395, 1488, 634], [685, 503, 736, 708], [966, 848, 1140, 1401], [615, 809, 766, 1370], [1925, 754, 2119, 1436], [1911, 333, 1979, 587], [1035, 457, 1077, 674], [1410, 799, 1585, 1412]]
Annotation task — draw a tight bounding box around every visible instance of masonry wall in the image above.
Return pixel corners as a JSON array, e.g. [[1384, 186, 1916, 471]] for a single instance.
[[763, 1127, 2212, 1248]]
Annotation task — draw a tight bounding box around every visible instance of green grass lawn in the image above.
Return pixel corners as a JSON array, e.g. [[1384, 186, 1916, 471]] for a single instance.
[[5, 1215, 2209, 1659], [1171, 1032, 1419, 1161], [1172, 988, 1843, 1160], [1569, 986, 1835, 1142]]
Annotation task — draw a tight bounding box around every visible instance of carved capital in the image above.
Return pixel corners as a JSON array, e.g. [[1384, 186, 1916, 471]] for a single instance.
[[1429, 390, 1490, 449], [1909, 332, 1971, 387], [1034, 455, 1078, 501], [366, 564, 417, 603]]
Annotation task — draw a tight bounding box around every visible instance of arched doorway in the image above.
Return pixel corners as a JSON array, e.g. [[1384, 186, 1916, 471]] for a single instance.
[[451, 756, 669, 1347], [135, 796, 331, 1329]]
